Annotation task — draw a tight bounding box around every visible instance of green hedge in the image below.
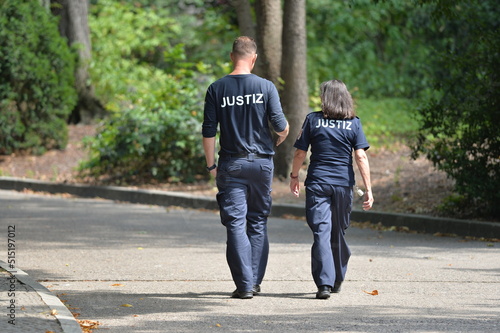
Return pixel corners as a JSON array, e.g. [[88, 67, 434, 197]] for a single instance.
[[78, 0, 209, 183], [79, 104, 205, 183], [0, 0, 77, 155]]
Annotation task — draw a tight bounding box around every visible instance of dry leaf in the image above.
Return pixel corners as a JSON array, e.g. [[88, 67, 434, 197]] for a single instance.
[[363, 290, 379, 296], [216, 323, 222, 327], [137, 247, 144, 250], [121, 304, 133, 307], [50, 309, 58, 316], [78, 319, 100, 331], [112, 283, 125, 287]]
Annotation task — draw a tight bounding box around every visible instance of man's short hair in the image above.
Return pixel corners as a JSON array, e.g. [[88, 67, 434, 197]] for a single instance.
[[232, 36, 257, 58]]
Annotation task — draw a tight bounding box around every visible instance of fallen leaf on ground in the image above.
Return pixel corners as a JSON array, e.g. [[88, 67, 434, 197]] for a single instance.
[[50, 309, 58, 316], [363, 290, 379, 296], [433, 232, 457, 238], [112, 283, 125, 287], [121, 304, 133, 307], [78, 319, 100, 332]]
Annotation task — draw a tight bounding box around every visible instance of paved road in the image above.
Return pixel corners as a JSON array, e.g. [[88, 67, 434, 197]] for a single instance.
[[0, 189, 499, 332]]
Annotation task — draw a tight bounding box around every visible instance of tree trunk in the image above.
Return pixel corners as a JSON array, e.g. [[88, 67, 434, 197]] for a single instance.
[[274, 0, 308, 178], [39, 0, 50, 11], [228, 0, 256, 38], [227, 0, 308, 177], [254, 0, 282, 85], [228, 0, 265, 76], [52, 0, 104, 124]]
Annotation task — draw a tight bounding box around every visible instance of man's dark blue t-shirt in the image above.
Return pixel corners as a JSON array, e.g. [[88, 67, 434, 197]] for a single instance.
[[294, 111, 370, 187], [202, 74, 287, 156]]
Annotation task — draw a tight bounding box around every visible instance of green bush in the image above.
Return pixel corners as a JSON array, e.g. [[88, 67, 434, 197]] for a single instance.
[[78, 0, 211, 183], [412, 0, 500, 219], [0, 0, 77, 155], [79, 104, 205, 183]]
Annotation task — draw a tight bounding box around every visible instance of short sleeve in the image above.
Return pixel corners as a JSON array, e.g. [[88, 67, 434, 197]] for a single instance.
[[353, 118, 370, 150], [293, 116, 311, 151]]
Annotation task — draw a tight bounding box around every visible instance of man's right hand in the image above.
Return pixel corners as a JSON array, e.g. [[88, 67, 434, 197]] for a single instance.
[[275, 123, 289, 146]]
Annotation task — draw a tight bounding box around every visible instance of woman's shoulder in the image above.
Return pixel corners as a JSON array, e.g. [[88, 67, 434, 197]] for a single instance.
[[306, 111, 323, 118]]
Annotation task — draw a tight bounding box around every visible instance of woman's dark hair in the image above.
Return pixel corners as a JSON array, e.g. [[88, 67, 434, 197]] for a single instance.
[[320, 79, 355, 119]]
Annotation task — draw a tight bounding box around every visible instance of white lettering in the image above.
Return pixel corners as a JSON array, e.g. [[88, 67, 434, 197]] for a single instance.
[[220, 94, 265, 108], [314, 119, 353, 130], [255, 93, 264, 104], [236, 95, 244, 106]]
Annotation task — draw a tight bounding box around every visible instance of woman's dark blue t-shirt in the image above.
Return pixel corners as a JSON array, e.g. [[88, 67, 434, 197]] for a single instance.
[[294, 111, 369, 187]]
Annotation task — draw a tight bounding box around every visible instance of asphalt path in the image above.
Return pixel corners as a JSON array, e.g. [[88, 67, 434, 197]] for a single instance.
[[0, 190, 499, 332]]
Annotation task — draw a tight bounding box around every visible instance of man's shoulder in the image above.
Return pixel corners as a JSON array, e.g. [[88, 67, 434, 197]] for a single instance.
[[209, 74, 266, 85], [209, 75, 230, 87], [237, 74, 273, 87]]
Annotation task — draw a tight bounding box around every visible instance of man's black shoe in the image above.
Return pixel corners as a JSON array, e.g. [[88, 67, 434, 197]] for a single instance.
[[332, 281, 342, 293], [316, 285, 331, 299], [231, 289, 253, 299], [252, 285, 261, 295]]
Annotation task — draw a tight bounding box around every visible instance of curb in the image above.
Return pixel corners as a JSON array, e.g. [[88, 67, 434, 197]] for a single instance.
[[1, 176, 498, 239], [0, 260, 82, 333]]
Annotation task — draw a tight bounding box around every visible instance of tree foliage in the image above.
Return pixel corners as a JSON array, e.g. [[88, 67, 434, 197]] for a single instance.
[[412, 0, 500, 219], [307, 0, 435, 98], [78, 0, 215, 183], [0, 0, 77, 154]]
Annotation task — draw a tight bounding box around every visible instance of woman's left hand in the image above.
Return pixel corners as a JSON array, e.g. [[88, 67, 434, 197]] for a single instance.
[[290, 178, 300, 198], [362, 190, 374, 210]]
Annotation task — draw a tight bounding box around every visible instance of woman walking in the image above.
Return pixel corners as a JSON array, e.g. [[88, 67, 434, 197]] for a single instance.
[[290, 79, 374, 299]]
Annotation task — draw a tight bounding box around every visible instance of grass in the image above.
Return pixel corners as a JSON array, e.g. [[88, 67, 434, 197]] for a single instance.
[[355, 98, 418, 149]]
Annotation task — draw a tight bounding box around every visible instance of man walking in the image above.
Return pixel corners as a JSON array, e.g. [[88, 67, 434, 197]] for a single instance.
[[202, 36, 289, 299]]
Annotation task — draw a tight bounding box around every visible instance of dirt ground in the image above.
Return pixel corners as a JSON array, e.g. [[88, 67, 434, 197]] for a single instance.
[[0, 125, 456, 218]]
